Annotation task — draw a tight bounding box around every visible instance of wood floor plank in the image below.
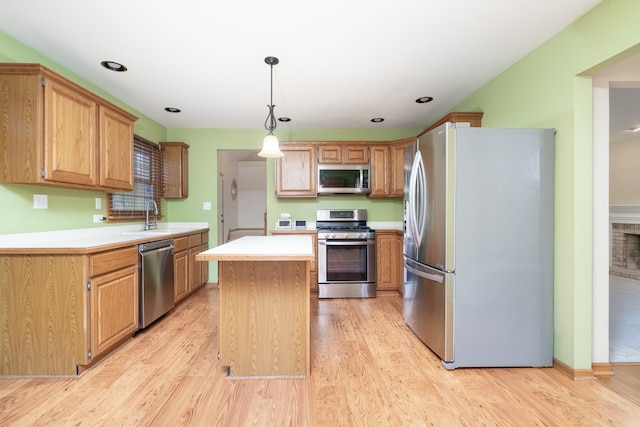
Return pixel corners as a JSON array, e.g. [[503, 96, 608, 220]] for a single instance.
[[1, 285, 640, 426]]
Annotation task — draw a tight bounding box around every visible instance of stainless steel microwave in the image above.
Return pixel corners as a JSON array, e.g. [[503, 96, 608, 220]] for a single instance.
[[317, 164, 371, 194]]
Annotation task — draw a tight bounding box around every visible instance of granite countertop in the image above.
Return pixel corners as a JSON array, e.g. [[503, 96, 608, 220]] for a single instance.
[[196, 235, 314, 262], [0, 222, 209, 254]]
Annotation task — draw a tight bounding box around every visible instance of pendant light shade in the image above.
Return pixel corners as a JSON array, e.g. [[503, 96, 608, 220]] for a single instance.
[[259, 134, 282, 157], [258, 56, 284, 158]]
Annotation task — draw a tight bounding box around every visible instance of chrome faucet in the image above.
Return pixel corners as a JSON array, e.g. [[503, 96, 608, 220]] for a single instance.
[[144, 199, 158, 230]]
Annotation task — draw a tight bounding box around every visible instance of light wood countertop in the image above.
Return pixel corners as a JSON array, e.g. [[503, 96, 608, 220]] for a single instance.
[[196, 235, 314, 262], [0, 222, 209, 254]]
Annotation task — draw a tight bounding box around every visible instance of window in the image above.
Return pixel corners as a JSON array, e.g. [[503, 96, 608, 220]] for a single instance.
[[107, 135, 163, 222]]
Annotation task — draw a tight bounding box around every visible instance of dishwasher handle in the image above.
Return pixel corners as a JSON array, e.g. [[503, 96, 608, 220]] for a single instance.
[[138, 238, 174, 253], [140, 244, 174, 257]]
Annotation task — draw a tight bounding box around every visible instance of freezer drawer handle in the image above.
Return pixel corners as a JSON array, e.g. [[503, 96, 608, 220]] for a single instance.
[[404, 262, 444, 283]]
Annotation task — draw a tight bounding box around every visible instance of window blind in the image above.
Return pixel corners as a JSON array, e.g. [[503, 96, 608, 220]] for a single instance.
[[107, 135, 163, 221]]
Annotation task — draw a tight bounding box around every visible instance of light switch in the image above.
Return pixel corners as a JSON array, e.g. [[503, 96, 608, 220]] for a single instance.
[[34, 194, 48, 209], [95, 198, 102, 209], [203, 202, 212, 210]]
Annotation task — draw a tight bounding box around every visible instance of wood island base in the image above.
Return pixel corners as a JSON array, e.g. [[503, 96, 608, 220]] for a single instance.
[[196, 235, 313, 378]]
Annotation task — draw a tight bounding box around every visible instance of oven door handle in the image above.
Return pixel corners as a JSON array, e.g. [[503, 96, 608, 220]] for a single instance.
[[318, 240, 376, 246]]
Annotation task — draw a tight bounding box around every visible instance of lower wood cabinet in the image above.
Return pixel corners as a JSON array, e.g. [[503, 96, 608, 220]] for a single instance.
[[0, 245, 138, 376], [90, 264, 138, 357], [375, 230, 403, 292], [270, 229, 317, 291], [88, 246, 139, 360], [0, 229, 210, 377], [174, 248, 189, 302], [174, 231, 209, 304]]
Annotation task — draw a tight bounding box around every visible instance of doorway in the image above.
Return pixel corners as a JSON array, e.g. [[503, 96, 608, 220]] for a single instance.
[[592, 51, 640, 402], [217, 150, 267, 245]]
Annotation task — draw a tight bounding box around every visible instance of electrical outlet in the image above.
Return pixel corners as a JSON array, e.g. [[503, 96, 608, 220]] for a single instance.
[[93, 214, 106, 223], [34, 194, 48, 209], [95, 198, 102, 209]]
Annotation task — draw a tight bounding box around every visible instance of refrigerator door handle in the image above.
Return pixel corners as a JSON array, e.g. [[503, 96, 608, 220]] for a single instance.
[[408, 152, 423, 250], [404, 261, 444, 283], [412, 152, 427, 247]]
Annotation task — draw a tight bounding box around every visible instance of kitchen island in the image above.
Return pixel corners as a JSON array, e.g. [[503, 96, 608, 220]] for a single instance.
[[196, 235, 314, 378]]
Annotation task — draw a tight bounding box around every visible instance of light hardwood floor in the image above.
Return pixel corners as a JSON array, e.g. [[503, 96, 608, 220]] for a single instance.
[[1, 284, 640, 426]]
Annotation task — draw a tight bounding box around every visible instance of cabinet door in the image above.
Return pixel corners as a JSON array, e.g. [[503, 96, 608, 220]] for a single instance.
[[318, 145, 342, 164], [271, 230, 317, 291], [344, 145, 369, 164], [369, 145, 390, 197], [0, 73, 41, 184], [188, 246, 202, 292], [390, 143, 406, 197], [275, 145, 317, 197], [174, 250, 189, 302], [90, 265, 138, 357], [44, 78, 98, 186], [376, 231, 397, 290], [160, 142, 189, 198], [100, 105, 134, 191], [201, 243, 209, 285]]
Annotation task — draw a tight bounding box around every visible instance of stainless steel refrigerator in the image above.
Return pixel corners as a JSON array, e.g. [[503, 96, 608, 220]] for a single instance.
[[403, 122, 554, 369]]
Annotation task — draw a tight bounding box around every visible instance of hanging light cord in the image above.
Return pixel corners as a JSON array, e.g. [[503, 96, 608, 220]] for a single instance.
[[264, 57, 278, 135]]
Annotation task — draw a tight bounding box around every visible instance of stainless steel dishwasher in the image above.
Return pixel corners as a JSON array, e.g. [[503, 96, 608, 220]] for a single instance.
[[138, 238, 175, 329]]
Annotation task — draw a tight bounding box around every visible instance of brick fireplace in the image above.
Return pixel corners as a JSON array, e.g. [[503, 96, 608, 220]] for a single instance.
[[611, 223, 640, 280]]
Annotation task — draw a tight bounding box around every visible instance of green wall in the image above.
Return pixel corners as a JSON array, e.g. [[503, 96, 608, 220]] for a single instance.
[[164, 128, 418, 280], [2, 0, 640, 370], [164, 128, 417, 229], [0, 31, 167, 234], [453, 0, 640, 369]]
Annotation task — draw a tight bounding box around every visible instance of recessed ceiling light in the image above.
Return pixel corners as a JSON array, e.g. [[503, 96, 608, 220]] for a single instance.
[[415, 96, 434, 104], [278, 117, 291, 122], [100, 61, 127, 72], [164, 107, 181, 113], [371, 118, 384, 123]]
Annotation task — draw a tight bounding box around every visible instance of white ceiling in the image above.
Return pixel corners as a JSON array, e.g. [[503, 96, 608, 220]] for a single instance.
[[0, 0, 604, 133]]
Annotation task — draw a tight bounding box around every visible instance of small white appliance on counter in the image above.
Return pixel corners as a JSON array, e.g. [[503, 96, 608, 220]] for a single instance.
[[276, 213, 292, 229]]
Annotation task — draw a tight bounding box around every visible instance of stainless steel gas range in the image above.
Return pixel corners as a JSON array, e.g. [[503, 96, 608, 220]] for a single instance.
[[316, 209, 376, 298]]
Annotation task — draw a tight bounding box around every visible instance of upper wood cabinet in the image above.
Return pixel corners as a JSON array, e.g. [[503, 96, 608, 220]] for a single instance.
[[419, 111, 484, 137], [0, 63, 137, 192], [318, 144, 369, 164], [275, 144, 317, 197], [369, 145, 390, 197], [160, 141, 189, 198], [100, 106, 135, 190], [369, 138, 413, 198], [390, 139, 412, 197]]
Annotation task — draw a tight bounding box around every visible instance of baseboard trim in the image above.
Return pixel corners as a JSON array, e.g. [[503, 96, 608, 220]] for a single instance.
[[592, 362, 615, 376], [553, 358, 596, 380]]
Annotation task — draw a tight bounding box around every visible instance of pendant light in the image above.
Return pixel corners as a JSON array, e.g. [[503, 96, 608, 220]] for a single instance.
[[258, 56, 284, 158]]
